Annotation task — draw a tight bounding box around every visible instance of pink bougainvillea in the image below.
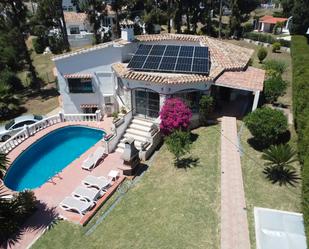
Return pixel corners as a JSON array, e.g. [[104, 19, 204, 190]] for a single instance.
[[159, 98, 192, 135]]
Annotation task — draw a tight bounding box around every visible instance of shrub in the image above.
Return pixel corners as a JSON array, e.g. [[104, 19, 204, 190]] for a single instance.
[[291, 35, 309, 243], [242, 22, 254, 33], [264, 76, 287, 103], [32, 37, 45, 54], [199, 95, 214, 124], [165, 130, 191, 164], [0, 70, 23, 91], [263, 59, 287, 76], [243, 32, 291, 47], [244, 107, 288, 146], [160, 98, 192, 135], [257, 47, 268, 63], [272, 42, 281, 53]]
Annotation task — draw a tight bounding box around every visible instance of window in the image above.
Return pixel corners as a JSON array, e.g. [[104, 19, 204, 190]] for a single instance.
[[68, 6, 73, 11], [68, 78, 93, 93], [70, 26, 80, 34], [172, 91, 201, 113], [12, 121, 35, 129]]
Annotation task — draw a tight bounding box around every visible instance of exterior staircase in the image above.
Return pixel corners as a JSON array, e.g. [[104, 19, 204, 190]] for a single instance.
[[115, 117, 157, 154]]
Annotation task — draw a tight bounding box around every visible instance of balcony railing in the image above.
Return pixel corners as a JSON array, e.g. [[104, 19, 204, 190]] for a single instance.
[[0, 110, 102, 154]]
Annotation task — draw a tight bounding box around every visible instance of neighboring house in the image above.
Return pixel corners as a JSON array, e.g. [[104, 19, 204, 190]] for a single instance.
[[258, 15, 288, 33], [62, 0, 77, 12], [53, 21, 265, 120], [64, 12, 93, 47]]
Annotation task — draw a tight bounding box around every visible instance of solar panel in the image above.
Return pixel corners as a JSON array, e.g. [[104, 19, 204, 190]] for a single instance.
[[128, 44, 210, 74]]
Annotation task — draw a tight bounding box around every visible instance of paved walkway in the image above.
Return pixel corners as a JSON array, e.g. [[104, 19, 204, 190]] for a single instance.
[[220, 116, 250, 249]]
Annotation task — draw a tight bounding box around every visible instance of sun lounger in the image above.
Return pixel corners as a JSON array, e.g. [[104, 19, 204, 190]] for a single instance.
[[82, 146, 107, 171], [59, 196, 95, 215], [72, 186, 105, 202], [82, 175, 111, 190]]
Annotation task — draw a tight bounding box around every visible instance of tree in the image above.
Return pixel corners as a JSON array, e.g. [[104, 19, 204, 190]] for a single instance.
[[160, 98, 192, 135], [0, 190, 37, 244], [291, 0, 309, 35], [85, 0, 107, 44], [0, 0, 39, 88], [263, 59, 287, 77], [244, 107, 288, 147], [0, 153, 9, 179], [272, 42, 281, 53], [199, 95, 214, 124], [165, 130, 191, 164], [111, 0, 128, 38], [35, 0, 70, 52], [262, 144, 298, 185], [257, 47, 268, 63], [264, 76, 287, 103]]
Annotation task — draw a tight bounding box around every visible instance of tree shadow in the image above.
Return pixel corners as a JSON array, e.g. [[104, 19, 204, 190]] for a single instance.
[[1, 201, 59, 248], [24, 87, 59, 100], [175, 156, 200, 170], [247, 130, 291, 152], [263, 166, 300, 187]]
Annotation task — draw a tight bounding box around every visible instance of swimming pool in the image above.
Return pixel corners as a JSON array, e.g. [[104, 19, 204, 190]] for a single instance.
[[4, 126, 105, 191]]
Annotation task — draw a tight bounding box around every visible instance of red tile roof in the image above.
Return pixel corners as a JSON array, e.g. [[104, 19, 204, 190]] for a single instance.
[[64, 12, 88, 23], [259, 15, 288, 24], [64, 73, 92, 79], [214, 67, 265, 91]]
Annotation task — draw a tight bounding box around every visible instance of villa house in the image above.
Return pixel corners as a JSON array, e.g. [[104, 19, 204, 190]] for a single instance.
[[63, 12, 93, 48], [53, 21, 265, 154], [257, 15, 288, 33]]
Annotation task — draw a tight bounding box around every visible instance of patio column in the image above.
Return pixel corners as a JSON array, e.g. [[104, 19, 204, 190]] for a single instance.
[[252, 90, 260, 111], [159, 93, 167, 110]]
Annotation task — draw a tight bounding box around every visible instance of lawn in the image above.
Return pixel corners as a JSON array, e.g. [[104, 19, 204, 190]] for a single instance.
[[239, 124, 302, 248], [32, 125, 221, 249]]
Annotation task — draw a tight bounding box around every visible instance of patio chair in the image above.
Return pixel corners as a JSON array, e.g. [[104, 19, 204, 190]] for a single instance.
[[82, 175, 111, 191], [59, 196, 95, 215], [82, 146, 107, 171], [72, 186, 105, 202]]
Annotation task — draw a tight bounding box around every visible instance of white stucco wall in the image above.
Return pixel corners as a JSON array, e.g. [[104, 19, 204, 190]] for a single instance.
[[55, 43, 128, 113]]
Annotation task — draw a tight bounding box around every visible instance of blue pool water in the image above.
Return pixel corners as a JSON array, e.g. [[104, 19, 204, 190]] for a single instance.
[[4, 126, 105, 191]]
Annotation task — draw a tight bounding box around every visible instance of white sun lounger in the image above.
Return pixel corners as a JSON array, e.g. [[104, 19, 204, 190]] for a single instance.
[[59, 196, 95, 215], [82, 175, 111, 190], [72, 186, 105, 202], [82, 147, 107, 171]]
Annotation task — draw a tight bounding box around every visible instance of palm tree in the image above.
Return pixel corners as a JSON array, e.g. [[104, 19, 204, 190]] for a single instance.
[[261, 144, 300, 185], [262, 144, 297, 172], [0, 153, 9, 179]]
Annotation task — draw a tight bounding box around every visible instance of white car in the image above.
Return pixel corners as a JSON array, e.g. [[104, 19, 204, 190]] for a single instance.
[[0, 115, 44, 142]]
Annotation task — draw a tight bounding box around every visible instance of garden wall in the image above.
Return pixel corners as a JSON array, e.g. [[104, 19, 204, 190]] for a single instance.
[[291, 35, 309, 240]]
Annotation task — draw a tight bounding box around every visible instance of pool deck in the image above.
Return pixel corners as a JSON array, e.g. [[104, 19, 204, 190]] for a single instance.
[[2, 117, 129, 249]]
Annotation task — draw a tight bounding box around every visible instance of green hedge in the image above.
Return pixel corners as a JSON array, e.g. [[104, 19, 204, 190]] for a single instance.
[[291, 35, 309, 239], [243, 32, 291, 47]]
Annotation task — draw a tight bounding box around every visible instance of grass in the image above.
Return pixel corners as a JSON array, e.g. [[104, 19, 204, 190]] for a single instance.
[[225, 39, 292, 107], [32, 125, 221, 249], [239, 124, 301, 248]]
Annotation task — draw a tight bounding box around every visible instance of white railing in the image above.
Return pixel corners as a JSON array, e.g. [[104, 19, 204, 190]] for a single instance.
[[0, 110, 102, 154], [105, 110, 133, 153]]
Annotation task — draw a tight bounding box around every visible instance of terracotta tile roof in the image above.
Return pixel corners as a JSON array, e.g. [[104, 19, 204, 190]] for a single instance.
[[135, 34, 254, 71], [259, 15, 287, 24], [64, 12, 88, 23], [64, 73, 92, 79], [214, 67, 265, 91], [112, 63, 214, 85]]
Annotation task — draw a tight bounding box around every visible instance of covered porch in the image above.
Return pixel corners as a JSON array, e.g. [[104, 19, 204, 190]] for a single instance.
[[213, 67, 265, 118]]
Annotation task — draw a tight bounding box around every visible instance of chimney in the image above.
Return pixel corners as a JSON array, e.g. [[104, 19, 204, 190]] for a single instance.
[[120, 19, 134, 42]]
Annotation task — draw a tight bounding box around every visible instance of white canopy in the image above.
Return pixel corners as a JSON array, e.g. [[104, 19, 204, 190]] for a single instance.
[[254, 207, 307, 249]]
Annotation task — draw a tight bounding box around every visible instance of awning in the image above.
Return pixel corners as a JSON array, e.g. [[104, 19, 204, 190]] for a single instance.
[[215, 66, 265, 92], [80, 104, 99, 108], [64, 73, 92, 79]]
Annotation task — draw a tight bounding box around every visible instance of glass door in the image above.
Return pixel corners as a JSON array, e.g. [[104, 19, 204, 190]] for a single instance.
[[135, 89, 160, 119]]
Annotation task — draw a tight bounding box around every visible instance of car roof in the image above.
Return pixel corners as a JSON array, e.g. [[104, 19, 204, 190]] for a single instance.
[[14, 115, 36, 123]]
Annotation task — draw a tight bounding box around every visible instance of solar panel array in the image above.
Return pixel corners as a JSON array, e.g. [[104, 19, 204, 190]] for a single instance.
[[128, 44, 210, 75]]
